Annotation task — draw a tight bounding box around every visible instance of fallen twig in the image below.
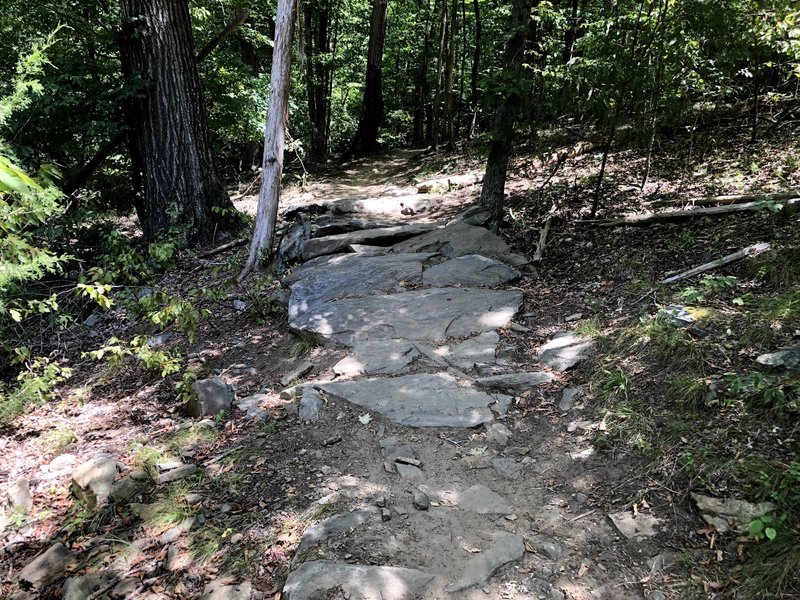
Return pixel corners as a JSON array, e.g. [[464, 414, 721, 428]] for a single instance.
[[198, 238, 247, 259]]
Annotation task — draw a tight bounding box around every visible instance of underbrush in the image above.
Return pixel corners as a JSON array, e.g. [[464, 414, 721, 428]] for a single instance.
[[588, 239, 800, 598]]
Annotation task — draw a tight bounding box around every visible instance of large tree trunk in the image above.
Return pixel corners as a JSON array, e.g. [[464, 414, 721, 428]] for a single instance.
[[468, 0, 481, 138], [348, 0, 388, 157], [430, 0, 448, 149], [239, 0, 297, 280], [479, 0, 533, 229], [445, 0, 457, 150], [413, 0, 431, 145], [119, 0, 238, 244], [305, 2, 332, 161]]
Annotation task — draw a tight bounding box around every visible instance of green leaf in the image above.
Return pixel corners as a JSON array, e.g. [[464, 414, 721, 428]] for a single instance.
[[765, 527, 777, 540]]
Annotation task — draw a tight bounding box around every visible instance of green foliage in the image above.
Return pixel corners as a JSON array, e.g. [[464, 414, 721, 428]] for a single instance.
[[83, 336, 183, 379], [0, 356, 72, 423]]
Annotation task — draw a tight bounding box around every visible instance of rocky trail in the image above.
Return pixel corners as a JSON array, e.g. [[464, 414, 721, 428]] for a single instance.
[[3, 152, 697, 600]]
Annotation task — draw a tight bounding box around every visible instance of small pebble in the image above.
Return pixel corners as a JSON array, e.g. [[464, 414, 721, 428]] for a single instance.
[[413, 490, 430, 511]]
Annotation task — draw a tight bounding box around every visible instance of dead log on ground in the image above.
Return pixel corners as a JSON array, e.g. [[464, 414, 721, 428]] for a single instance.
[[649, 191, 799, 209], [659, 242, 771, 285]]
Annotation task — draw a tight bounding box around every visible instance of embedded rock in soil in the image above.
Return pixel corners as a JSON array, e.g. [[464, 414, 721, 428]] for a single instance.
[[456, 484, 513, 515], [280, 360, 314, 386], [396, 463, 425, 480], [6, 477, 33, 511], [17, 542, 74, 590], [299, 388, 323, 422], [390, 221, 529, 266], [756, 343, 800, 371], [435, 331, 499, 371], [608, 511, 662, 540], [291, 288, 523, 347], [235, 394, 269, 420], [187, 377, 234, 418], [287, 253, 433, 320], [62, 572, 117, 600], [320, 374, 508, 427], [537, 333, 595, 372], [559, 388, 578, 411], [295, 511, 372, 556], [691, 493, 775, 534], [302, 223, 438, 260], [71, 457, 121, 508], [283, 561, 434, 600], [491, 457, 523, 480], [487, 422, 511, 446], [449, 532, 525, 592], [422, 254, 521, 287], [476, 371, 553, 392], [199, 579, 254, 599], [333, 340, 421, 377]]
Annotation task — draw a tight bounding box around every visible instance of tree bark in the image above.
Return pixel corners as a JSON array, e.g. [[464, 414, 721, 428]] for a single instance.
[[413, 0, 431, 144], [238, 0, 297, 280], [430, 0, 448, 149], [445, 0, 457, 149], [119, 0, 239, 244], [468, 0, 481, 138], [478, 0, 533, 229], [348, 0, 388, 157], [305, 2, 332, 161]]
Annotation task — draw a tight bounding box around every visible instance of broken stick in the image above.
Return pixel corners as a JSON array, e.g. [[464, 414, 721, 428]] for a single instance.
[[659, 242, 771, 285]]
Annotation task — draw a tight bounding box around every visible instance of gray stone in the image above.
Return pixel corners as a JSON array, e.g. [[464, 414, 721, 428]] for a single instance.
[[381, 508, 392, 521], [280, 361, 314, 386], [390, 221, 529, 266], [575, 492, 589, 506], [321, 374, 506, 428], [62, 572, 117, 600], [647, 551, 677, 573], [283, 561, 434, 600], [476, 371, 553, 392], [487, 423, 511, 446], [396, 463, 425, 480], [756, 343, 800, 371], [333, 340, 421, 377], [288, 253, 433, 320], [608, 511, 662, 540], [450, 532, 525, 592], [303, 223, 438, 260], [457, 485, 512, 515], [413, 490, 430, 510], [422, 254, 521, 287], [7, 477, 33, 511], [559, 388, 578, 411], [446, 205, 491, 227], [491, 457, 522, 480], [72, 458, 121, 507], [382, 444, 416, 463], [187, 378, 234, 418], [109, 475, 143, 502], [350, 244, 389, 255], [153, 464, 199, 485], [375, 496, 387, 508], [161, 517, 193, 545], [691, 493, 775, 534], [200, 580, 253, 600], [277, 221, 312, 273], [18, 543, 73, 590], [437, 331, 499, 370], [299, 388, 323, 422], [296, 511, 372, 556], [291, 287, 523, 347], [235, 394, 269, 420], [537, 333, 595, 371], [529, 537, 563, 560]]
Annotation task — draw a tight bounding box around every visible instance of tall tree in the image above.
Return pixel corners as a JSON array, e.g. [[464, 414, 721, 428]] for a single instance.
[[304, 2, 333, 161], [468, 0, 481, 138], [479, 0, 533, 229], [119, 0, 239, 244], [347, 0, 388, 156], [430, 0, 448, 149], [239, 0, 297, 280], [444, 0, 457, 149]]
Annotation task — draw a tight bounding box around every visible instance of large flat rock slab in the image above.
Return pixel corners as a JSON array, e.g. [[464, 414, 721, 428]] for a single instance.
[[435, 332, 499, 370], [390, 221, 529, 266], [288, 253, 433, 320], [422, 254, 521, 287], [450, 532, 525, 592], [290, 287, 523, 347], [333, 340, 421, 376], [283, 560, 434, 600], [320, 374, 508, 427], [302, 223, 438, 260]]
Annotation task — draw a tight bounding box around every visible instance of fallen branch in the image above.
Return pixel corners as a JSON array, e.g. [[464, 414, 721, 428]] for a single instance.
[[417, 172, 482, 193], [532, 218, 551, 263], [649, 190, 799, 209], [659, 242, 771, 285], [580, 198, 800, 227], [197, 237, 247, 259]]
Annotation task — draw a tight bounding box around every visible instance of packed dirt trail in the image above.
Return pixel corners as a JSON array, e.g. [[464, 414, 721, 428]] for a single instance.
[[266, 150, 664, 600]]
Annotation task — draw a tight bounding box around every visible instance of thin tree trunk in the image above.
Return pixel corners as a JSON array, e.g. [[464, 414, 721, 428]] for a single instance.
[[430, 0, 448, 149], [590, 122, 616, 218], [238, 0, 297, 280], [445, 0, 457, 149], [413, 0, 431, 144], [119, 0, 239, 245], [563, 0, 579, 63], [468, 0, 481, 138], [348, 0, 389, 157], [479, 0, 533, 229]]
